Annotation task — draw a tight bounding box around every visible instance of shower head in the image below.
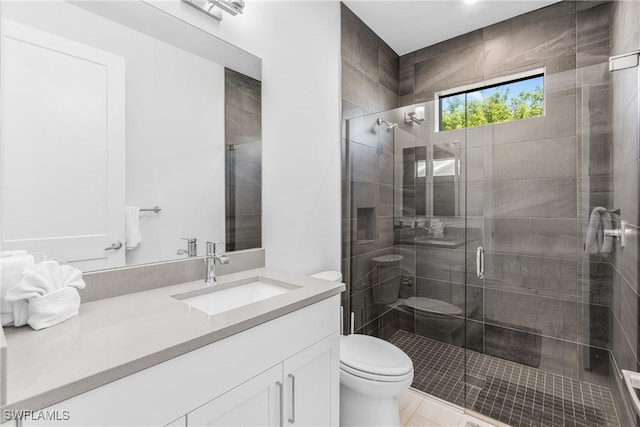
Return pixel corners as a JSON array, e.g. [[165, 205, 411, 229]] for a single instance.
[[376, 118, 399, 133]]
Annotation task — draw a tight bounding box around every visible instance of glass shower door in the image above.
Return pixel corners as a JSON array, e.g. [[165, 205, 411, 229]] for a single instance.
[[461, 64, 620, 426]]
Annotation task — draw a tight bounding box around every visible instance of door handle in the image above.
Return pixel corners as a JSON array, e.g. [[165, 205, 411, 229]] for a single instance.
[[288, 374, 296, 424], [105, 241, 123, 251], [476, 246, 484, 279], [276, 381, 284, 427]]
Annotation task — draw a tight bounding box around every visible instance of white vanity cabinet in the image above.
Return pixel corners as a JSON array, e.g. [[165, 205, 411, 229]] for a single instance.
[[188, 333, 337, 427], [18, 295, 340, 427]]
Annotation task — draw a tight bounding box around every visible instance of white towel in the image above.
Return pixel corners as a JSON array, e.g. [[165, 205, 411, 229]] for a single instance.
[[125, 206, 142, 249], [27, 287, 81, 330], [0, 254, 35, 326], [585, 207, 614, 255], [5, 260, 85, 330]]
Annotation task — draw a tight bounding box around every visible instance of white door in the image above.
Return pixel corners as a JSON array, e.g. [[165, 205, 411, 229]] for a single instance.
[[188, 364, 282, 427], [283, 333, 340, 427], [0, 19, 125, 270]]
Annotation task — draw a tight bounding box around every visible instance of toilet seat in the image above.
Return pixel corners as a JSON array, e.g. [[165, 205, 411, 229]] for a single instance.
[[340, 335, 413, 382], [403, 296, 464, 316]]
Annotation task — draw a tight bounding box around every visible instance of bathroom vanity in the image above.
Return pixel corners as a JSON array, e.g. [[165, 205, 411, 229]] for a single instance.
[[0, 266, 344, 426]]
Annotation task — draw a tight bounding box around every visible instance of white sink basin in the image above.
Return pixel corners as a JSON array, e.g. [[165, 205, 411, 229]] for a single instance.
[[174, 277, 297, 316]]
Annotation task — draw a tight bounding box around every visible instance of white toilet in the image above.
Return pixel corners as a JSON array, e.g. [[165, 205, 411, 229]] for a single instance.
[[311, 271, 414, 427]]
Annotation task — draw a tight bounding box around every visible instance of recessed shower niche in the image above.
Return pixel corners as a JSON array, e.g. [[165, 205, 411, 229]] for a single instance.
[[356, 207, 376, 244]]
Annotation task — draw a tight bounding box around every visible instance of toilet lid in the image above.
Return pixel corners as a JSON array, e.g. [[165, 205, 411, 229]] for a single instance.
[[310, 271, 342, 282], [403, 297, 464, 316], [340, 335, 413, 378]]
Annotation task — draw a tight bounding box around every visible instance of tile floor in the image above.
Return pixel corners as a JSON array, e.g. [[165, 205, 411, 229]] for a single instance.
[[391, 331, 620, 427], [399, 388, 504, 427]]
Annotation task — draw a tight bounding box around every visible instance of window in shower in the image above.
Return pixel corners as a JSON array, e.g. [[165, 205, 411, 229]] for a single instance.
[[438, 70, 544, 131]]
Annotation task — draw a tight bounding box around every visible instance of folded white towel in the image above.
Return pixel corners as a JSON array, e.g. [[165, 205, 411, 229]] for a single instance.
[[27, 287, 81, 330], [0, 254, 35, 326], [5, 260, 86, 330], [125, 206, 142, 250], [585, 207, 614, 255]]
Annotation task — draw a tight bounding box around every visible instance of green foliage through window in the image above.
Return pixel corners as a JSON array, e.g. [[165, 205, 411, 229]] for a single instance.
[[439, 75, 544, 131]]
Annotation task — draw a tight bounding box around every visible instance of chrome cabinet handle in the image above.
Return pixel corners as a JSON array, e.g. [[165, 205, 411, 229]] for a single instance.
[[276, 381, 284, 427], [476, 246, 485, 279], [105, 241, 123, 251], [288, 374, 296, 424]]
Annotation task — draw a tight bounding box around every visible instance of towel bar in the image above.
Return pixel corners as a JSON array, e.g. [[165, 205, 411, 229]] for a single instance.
[[140, 206, 161, 213], [604, 220, 631, 247]]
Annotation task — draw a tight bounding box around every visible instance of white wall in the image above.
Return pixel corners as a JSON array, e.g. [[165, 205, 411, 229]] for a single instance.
[[149, 1, 342, 275], [1, 1, 227, 266]]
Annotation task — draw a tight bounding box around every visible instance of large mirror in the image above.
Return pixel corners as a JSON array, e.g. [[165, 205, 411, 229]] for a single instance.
[[0, 0, 262, 271]]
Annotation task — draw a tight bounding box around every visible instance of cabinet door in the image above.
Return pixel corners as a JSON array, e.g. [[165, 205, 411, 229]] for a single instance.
[[283, 333, 339, 427], [188, 364, 282, 427]]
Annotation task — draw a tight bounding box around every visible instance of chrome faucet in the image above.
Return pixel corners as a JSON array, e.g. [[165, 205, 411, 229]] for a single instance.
[[204, 242, 230, 285]]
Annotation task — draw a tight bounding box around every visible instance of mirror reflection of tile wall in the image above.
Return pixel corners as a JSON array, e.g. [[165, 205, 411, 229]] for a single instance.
[[225, 69, 262, 251]]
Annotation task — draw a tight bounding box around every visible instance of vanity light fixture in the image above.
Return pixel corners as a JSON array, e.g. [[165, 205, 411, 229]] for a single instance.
[[181, 0, 245, 21]]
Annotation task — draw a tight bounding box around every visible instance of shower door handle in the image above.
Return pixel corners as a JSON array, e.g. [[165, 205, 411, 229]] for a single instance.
[[476, 246, 485, 279]]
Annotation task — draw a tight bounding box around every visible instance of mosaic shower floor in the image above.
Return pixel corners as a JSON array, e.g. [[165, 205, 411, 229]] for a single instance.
[[389, 330, 620, 427]]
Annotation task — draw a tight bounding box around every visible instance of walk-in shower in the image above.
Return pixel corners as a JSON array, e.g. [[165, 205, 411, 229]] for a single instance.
[[344, 40, 639, 427]]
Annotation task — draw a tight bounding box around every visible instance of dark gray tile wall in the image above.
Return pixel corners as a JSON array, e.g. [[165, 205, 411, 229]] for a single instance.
[[341, 3, 400, 336], [225, 68, 262, 251], [608, 1, 640, 424], [398, 2, 609, 107]]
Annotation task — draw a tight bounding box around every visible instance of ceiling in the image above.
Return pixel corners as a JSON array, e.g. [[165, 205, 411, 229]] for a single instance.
[[342, 0, 562, 56]]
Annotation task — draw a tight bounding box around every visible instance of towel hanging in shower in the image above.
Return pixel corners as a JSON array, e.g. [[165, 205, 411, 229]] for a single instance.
[[585, 207, 613, 255]]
